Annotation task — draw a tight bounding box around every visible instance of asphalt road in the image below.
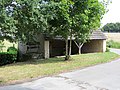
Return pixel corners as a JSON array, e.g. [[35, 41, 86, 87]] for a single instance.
[[110, 48, 120, 55], [0, 49, 120, 90]]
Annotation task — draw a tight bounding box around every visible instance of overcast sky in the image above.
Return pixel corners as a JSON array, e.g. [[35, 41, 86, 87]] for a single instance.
[[101, 0, 120, 26]]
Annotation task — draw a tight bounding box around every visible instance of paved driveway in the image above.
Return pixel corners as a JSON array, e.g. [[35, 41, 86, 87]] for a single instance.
[[110, 48, 120, 55]]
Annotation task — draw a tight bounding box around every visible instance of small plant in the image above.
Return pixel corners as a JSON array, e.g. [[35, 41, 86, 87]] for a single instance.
[[7, 44, 18, 54]]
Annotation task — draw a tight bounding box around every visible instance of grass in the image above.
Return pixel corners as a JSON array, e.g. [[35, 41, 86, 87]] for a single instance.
[[105, 32, 120, 49], [0, 52, 119, 85], [107, 40, 120, 49]]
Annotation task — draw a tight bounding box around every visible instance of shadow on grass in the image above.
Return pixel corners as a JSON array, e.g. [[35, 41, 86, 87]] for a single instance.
[[1, 57, 68, 67]]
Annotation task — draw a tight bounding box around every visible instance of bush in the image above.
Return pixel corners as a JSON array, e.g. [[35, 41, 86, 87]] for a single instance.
[[107, 40, 113, 48], [106, 47, 110, 52], [7, 46, 18, 54], [0, 52, 17, 66]]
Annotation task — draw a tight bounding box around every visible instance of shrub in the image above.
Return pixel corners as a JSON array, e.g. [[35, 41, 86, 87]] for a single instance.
[[106, 47, 110, 52], [107, 40, 113, 48], [7, 46, 18, 54], [0, 52, 17, 66]]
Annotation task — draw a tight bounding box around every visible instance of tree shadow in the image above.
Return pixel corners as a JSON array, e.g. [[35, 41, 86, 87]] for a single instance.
[[1, 57, 67, 67]]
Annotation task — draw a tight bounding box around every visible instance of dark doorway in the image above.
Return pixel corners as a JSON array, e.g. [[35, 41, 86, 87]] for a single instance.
[[50, 40, 78, 57], [50, 40, 65, 57]]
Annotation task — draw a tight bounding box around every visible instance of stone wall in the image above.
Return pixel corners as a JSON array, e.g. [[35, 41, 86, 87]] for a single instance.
[[18, 34, 45, 58], [82, 40, 106, 53]]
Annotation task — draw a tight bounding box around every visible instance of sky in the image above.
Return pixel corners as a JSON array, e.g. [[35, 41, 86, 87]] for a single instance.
[[101, 0, 120, 26]]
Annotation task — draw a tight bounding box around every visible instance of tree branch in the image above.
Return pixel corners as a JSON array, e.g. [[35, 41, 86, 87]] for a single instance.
[[74, 41, 79, 48]]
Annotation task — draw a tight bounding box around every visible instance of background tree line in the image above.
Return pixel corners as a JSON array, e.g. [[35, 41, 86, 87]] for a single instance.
[[102, 23, 120, 32]]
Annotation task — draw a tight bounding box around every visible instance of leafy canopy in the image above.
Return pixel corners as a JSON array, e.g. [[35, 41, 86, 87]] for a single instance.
[[0, 0, 106, 44]]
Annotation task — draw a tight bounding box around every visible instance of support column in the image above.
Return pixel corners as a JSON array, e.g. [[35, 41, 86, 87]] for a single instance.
[[44, 41, 50, 59], [103, 40, 106, 52]]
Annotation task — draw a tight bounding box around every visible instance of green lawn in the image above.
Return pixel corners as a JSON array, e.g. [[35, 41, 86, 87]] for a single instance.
[[107, 40, 120, 49], [0, 52, 119, 85]]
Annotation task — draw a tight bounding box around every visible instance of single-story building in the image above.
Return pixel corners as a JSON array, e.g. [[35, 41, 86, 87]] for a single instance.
[[19, 30, 107, 59]]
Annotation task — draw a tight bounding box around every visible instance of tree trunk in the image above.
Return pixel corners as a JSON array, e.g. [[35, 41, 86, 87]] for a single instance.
[[74, 41, 84, 54], [69, 33, 72, 56], [78, 47, 81, 54], [65, 38, 70, 60], [65, 39, 68, 56], [78, 43, 84, 54], [17, 40, 22, 61]]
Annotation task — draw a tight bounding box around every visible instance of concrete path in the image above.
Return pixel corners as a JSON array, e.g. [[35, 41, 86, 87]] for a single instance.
[[110, 48, 120, 55], [0, 49, 120, 90]]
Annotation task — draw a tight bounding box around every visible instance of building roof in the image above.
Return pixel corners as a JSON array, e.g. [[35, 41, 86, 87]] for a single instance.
[[90, 30, 107, 40], [45, 30, 107, 40]]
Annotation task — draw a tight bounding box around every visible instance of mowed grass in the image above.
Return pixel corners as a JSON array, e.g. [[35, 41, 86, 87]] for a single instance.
[[0, 52, 119, 85], [111, 42, 120, 49], [107, 40, 120, 49], [104, 33, 120, 49]]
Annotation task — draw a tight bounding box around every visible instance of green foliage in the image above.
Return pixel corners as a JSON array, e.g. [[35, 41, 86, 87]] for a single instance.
[[7, 46, 17, 54], [0, 0, 49, 42], [73, 0, 106, 44], [0, 52, 17, 66], [0, 0, 107, 59], [46, 0, 71, 38], [106, 47, 110, 52], [47, 0, 106, 56], [0, 0, 106, 42], [107, 40, 113, 48], [102, 23, 120, 32], [107, 40, 120, 49]]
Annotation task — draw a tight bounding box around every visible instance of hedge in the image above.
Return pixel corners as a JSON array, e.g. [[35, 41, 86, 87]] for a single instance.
[[0, 52, 17, 66]]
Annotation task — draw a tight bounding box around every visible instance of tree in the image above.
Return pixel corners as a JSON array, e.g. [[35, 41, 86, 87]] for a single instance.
[[47, 0, 106, 57], [57, 0, 106, 55], [0, 0, 51, 42], [102, 23, 120, 32], [72, 0, 106, 54], [46, 0, 72, 60], [0, 0, 16, 42]]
